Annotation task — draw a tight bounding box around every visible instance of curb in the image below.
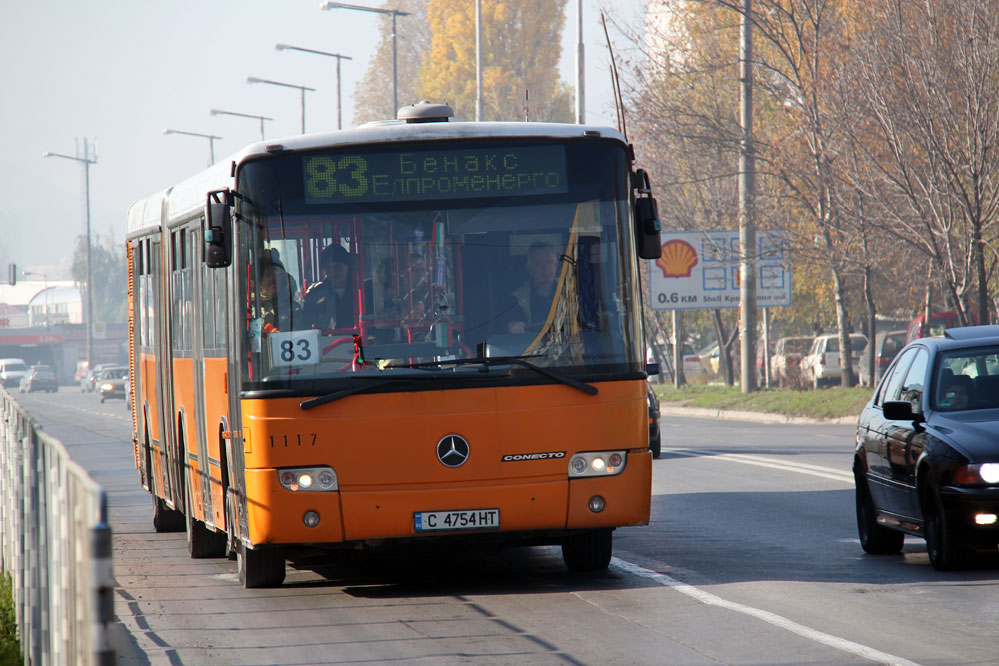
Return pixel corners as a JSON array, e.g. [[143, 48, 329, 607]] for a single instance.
[[659, 405, 857, 426]]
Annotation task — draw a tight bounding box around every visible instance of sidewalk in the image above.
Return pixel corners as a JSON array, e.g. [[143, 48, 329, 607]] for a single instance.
[[659, 403, 858, 426]]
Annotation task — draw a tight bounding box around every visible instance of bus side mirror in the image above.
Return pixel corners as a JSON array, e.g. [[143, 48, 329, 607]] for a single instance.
[[634, 169, 662, 260], [205, 193, 232, 268]]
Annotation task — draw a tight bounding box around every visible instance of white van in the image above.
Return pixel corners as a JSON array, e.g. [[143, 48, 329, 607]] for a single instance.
[[0, 358, 30, 389]]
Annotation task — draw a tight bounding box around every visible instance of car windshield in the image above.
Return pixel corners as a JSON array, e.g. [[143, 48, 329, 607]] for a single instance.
[[234, 139, 641, 394], [101, 368, 128, 380], [6, 362, 27, 373], [934, 347, 999, 411]]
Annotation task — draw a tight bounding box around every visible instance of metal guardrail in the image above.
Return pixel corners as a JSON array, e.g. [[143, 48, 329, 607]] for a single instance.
[[0, 387, 114, 666]]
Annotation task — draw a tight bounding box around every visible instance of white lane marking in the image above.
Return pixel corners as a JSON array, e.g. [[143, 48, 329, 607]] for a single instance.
[[665, 447, 854, 484], [611, 557, 921, 666]]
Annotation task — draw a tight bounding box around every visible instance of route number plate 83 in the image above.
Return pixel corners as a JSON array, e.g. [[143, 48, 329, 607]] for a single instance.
[[414, 508, 500, 532]]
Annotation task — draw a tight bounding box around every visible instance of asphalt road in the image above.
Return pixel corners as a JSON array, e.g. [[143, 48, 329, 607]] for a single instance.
[[16, 388, 999, 665]]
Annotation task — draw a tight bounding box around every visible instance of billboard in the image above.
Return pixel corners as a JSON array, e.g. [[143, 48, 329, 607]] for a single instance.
[[648, 230, 791, 310]]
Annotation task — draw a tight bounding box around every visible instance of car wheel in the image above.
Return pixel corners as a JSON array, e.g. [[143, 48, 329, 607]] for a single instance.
[[561, 529, 613, 572], [922, 476, 967, 571], [855, 472, 904, 554], [649, 428, 662, 459]]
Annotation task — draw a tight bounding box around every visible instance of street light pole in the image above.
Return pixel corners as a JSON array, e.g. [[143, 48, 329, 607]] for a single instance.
[[210, 109, 273, 140], [43, 140, 96, 366], [246, 76, 316, 134], [275, 44, 352, 130], [320, 2, 411, 118], [162, 128, 223, 165]]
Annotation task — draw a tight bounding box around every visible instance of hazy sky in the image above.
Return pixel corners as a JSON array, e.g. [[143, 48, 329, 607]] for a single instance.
[[0, 0, 645, 278]]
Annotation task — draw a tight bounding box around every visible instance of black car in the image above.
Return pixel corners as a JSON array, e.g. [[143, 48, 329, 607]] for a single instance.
[[647, 384, 661, 459], [854, 324, 999, 570]]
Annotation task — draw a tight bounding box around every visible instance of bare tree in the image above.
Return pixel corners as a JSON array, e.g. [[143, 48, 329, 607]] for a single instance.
[[851, 0, 999, 326]]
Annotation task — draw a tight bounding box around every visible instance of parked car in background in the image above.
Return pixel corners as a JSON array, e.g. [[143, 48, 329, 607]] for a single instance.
[[858, 330, 906, 386], [81, 363, 116, 392], [648, 343, 704, 382], [854, 325, 999, 570], [0, 358, 29, 389], [96, 366, 129, 403], [647, 384, 661, 459], [770, 336, 813, 388], [19, 364, 58, 393], [800, 333, 868, 388], [905, 310, 977, 344]]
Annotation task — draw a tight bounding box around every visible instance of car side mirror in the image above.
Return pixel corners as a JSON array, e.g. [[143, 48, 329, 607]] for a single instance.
[[646, 362, 660, 377], [205, 190, 232, 268], [883, 400, 921, 422], [633, 169, 662, 260]]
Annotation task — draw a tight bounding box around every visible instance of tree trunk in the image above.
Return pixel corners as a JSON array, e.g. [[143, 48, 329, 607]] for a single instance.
[[863, 266, 877, 387], [832, 267, 855, 387]]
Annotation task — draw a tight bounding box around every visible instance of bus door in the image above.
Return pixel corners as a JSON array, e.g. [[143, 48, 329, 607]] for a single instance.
[[151, 237, 180, 508], [190, 225, 224, 528]]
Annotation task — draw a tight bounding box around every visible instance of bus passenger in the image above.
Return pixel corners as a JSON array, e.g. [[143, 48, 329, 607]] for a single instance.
[[258, 261, 297, 331], [505, 242, 558, 335], [304, 243, 356, 330]]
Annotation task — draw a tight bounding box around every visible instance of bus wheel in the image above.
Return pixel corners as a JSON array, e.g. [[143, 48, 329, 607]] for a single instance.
[[186, 486, 226, 558], [562, 529, 613, 572], [237, 543, 285, 588], [152, 496, 185, 533]]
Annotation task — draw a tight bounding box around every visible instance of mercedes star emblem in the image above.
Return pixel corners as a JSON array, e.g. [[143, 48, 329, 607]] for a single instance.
[[437, 434, 470, 467]]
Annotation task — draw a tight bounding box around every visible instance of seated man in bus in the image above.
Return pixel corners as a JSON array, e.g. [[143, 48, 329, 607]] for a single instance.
[[504, 242, 559, 335], [304, 243, 357, 330]]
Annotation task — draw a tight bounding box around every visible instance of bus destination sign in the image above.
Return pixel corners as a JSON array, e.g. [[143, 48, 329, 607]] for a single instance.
[[303, 145, 568, 204]]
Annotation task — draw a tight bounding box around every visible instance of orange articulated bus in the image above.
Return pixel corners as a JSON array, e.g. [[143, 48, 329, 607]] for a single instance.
[[126, 102, 663, 588]]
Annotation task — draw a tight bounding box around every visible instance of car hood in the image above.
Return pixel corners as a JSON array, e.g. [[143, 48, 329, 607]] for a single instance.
[[928, 409, 999, 462]]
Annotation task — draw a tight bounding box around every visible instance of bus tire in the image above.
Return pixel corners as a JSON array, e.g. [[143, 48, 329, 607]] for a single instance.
[[152, 496, 185, 533], [185, 482, 227, 558], [562, 529, 613, 572], [238, 543, 285, 588]]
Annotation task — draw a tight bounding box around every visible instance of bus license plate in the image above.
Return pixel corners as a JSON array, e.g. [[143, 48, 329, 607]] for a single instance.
[[414, 508, 499, 532]]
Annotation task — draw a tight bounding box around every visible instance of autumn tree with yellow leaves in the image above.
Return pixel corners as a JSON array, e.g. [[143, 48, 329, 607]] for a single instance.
[[420, 0, 573, 122]]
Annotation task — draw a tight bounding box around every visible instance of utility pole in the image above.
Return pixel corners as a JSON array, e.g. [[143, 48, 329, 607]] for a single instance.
[[476, 0, 483, 121], [43, 138, 96, 368], [738, 0, 757, 393], [576, 0, 585, 124]]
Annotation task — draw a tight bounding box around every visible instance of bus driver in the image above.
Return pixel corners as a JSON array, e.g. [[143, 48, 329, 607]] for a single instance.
[[304, 243, 356, 330]]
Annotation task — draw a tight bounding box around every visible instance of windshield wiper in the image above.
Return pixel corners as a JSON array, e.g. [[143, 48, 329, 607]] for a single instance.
[[300, 378, 394, 411], [298, 373, 464, 410], [398, 355, 598, 396]]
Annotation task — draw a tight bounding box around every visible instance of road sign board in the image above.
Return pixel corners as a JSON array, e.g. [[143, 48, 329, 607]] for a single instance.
[[648, 230, 791, 310]]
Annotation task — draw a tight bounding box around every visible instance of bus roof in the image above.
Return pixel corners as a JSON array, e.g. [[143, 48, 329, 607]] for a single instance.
[[126, 120, 628, 238]]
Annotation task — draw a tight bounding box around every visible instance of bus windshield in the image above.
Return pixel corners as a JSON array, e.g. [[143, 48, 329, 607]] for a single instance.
[[235, 139, 642, 393]]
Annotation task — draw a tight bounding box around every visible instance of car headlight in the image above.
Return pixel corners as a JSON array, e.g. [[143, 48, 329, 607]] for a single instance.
[[569, 451, 626, 477], [278, 466, 338, 491], [953, 463, 999, 486]]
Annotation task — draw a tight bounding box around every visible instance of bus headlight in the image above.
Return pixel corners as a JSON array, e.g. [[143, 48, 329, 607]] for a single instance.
[[569, 451, 627, 477], [278, 466, 338, 491]]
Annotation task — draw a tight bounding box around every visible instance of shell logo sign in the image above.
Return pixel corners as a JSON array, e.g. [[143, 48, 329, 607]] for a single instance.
[[655, 239, 698, 278]]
